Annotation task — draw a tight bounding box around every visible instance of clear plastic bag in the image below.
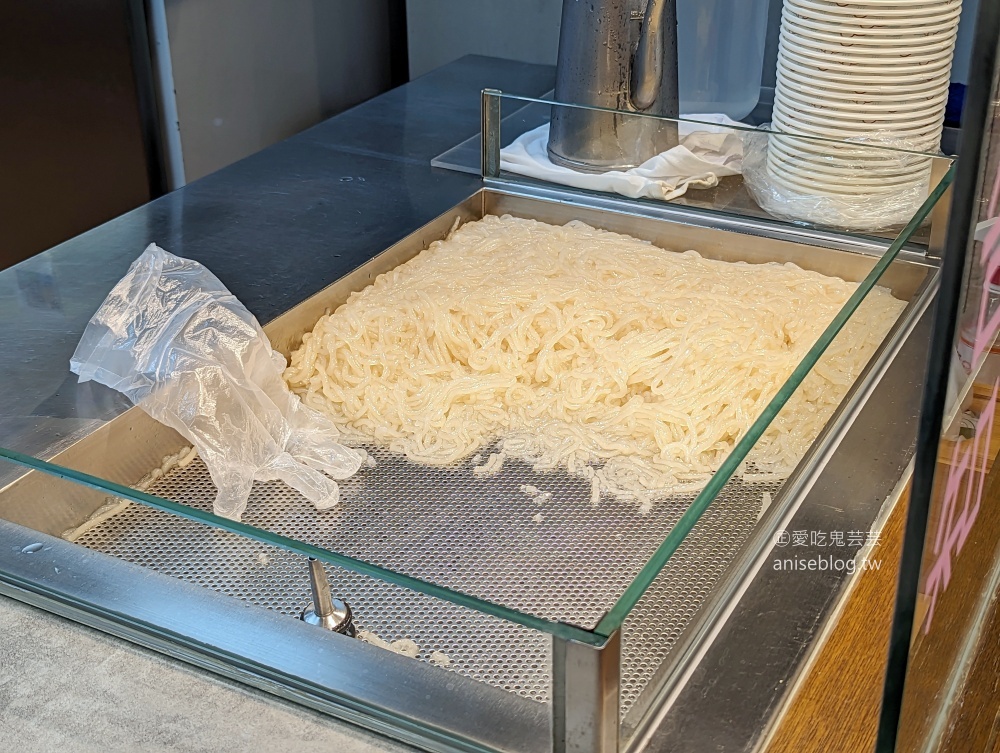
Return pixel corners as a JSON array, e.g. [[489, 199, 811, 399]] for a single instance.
[[70, 244, 364, 521], [742, 127, 935, 232]]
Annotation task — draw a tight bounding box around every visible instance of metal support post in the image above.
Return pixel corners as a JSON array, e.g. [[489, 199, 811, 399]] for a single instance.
[[481, 88, 501, 178], [552, 629, 621, 753], [928, 155, 954, 259]]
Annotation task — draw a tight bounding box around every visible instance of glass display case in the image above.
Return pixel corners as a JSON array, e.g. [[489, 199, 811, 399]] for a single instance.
[[0, 34, 987, 753]]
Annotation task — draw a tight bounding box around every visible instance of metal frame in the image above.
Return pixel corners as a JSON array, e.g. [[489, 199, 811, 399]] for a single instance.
[[481, 89, 501, 179], [927, 155, 955, 258], [0, 517, 549, 753], [877, 0, 1000, 749], [553, 631, 621, 753], [124, 0, 168, 198]]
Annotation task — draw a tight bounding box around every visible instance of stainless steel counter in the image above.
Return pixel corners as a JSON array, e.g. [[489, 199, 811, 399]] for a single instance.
[[0, 54, 555, 483]]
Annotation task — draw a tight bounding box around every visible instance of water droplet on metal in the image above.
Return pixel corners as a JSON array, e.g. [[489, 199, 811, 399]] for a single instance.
[[21, 543, 43, 554]]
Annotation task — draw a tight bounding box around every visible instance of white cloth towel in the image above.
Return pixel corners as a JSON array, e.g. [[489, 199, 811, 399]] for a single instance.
[[499, 114, 744, 202]]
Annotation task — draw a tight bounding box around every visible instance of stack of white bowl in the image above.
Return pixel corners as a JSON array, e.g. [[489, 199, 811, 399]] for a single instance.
[[766, 0, 961, 228]]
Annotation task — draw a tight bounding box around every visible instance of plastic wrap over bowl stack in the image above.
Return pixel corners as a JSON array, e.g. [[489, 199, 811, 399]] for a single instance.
[[746, 0, 961, 230]]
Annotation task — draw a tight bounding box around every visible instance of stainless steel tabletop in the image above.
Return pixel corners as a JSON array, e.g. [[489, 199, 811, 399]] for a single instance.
[[0, 55, 555, 484]]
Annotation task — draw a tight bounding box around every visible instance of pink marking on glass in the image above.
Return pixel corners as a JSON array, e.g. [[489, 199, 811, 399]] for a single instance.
[[973, 225, 1000, 366], [934, 440, 967, 557], [988, 162, 1000, 218], [960, 382, 996, 552], [923, 378, 1000, 634]]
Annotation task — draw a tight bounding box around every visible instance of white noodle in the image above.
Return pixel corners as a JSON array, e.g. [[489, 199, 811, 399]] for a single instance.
[[472, 451, 505, 476], [63, 445, 197, 541], [590, 477, 601, 507], [285, 215, 904, 504], [758, 491, 773, 522], [357, 631, 421, 659], [429, 650, 451, 667], [390, 638, 420, 658]]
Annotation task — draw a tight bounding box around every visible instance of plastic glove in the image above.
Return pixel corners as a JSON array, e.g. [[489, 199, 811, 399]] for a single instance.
[[70, 244, 364, 521]]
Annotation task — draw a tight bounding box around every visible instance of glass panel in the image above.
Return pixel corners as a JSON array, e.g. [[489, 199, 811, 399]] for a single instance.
[[442, 91, 953, 245], [617, 275, 914, 744], [0, 166, 950, 651], [0, 458, 551, 753], [0, 444, 597, 645], [600, 166, 951, 638], [609, 167, 950, 749], [883, 7, 1000, 749], [0, 127, 950, 753]]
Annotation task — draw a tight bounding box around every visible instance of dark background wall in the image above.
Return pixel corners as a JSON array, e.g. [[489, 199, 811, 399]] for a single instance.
[[164, 0, 396, 182], [1, 0, 398, 271], [0, 1, 155, 270]]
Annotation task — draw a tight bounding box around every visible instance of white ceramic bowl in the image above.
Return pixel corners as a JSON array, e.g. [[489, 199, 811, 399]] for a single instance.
[[763, 161, 928, 199], [766, 157, 919, 187], [768, 130, 931, 160], [775, 80, 949, 112], [780, 32, 958, 61], [788, 0, 960, 17], [768, 144, 931, 173], [782, 33, 958, 58], [777, 70, 951, 96], [777, 82, 949, 114], [776, 58, 951, 93], [765, 163, 925, 196], [771, 99, 942, 126], [771, 105, 944, 144], [770, 125, 940, 149], [779, 33, 956, 60], [781, 20, 959, 51], [752, 171, 930, 230], [769, 130, 942, 161], [779, 33, 956, 64], [778, 43, 954, 76], [782, 12, 961, 39], [768, 138, 930, 178], [783, 5, 962, 32], [785, 1, 961, 25], [762, 165, 927, 201], [788, 0, 959, 12], [769, 130, 943, 161], [771, 118, 944, 153], [765, 153, 923, 188], [770, 133, 935, 164], [777, 75, 950, 107], [774, 85, 948, 117], [772, 100, 945, 137]]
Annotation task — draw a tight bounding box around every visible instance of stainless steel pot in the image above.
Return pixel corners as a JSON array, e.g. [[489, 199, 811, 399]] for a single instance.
[[548, 0, 680, 172]]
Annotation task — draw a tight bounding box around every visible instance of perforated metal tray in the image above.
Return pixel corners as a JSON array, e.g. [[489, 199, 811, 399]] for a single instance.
[[72, 445, 774, 714]]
